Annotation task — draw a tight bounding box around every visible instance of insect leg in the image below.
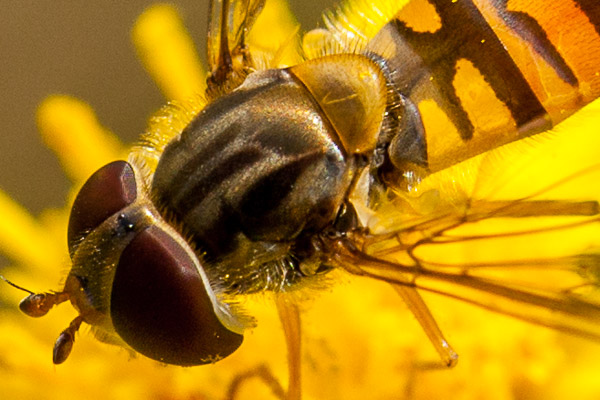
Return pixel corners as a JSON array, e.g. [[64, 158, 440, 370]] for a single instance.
[[225, 364, 285, 400], [327, 237, 458, 366], [53, 315, 84, 364], [224, 298, 302, 400], [276, 297, 302, 400], [391, 284, 458, 367]]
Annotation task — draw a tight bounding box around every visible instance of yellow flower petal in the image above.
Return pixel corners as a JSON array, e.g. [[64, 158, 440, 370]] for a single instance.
[[132, 4, 207, 101], [0, 190, 63, 270], [36, 95, 124, 183], [249, 0, 303, 67]]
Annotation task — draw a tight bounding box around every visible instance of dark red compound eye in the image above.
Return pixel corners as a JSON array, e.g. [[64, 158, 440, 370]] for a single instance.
[[68, 161, 137, 254], [110, 225, 243, 366]]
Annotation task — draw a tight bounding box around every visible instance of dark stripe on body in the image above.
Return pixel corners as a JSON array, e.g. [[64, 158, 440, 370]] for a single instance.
[[164, 81, 276, 199], [164, 121, 240, 201], [392, 0, 549, 139], [198, 151, 324, 249], [161, 77, 317, 206], [175, 148, 263, 214], [490, 0, 578, 85], [177, 149, 329, 255], [239, 151, 322, 218], [151, 67, 350, 259], [574, 0, 600, 36]]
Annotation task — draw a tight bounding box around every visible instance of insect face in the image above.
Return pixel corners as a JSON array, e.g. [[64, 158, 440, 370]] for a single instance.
[[20, 160, 243, 365]]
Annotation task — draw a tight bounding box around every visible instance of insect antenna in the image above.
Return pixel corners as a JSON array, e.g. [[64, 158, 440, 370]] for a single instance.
[[1, 274, 69, 317], [0, 274, 35, 294], [1, 274, 81, 364]]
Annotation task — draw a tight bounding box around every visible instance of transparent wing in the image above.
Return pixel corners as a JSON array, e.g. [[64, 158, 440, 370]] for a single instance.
[[334, 101, 600, 346], [207, 0, 265, 95]]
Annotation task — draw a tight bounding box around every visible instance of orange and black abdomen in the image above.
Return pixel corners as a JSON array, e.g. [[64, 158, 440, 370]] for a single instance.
[[368, 0, 600, 172]]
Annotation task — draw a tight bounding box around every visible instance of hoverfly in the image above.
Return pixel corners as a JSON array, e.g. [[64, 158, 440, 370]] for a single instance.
[[5, 0, 600, 397]]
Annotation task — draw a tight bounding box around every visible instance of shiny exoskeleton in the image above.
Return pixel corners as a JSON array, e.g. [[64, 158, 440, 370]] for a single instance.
[[152, 68, 358, 294], [14, 0, 600, 369]]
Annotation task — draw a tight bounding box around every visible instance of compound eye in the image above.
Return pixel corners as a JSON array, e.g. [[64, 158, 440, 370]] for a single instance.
[[110, 225, 243, 366], [68, 161, 137, 254]]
